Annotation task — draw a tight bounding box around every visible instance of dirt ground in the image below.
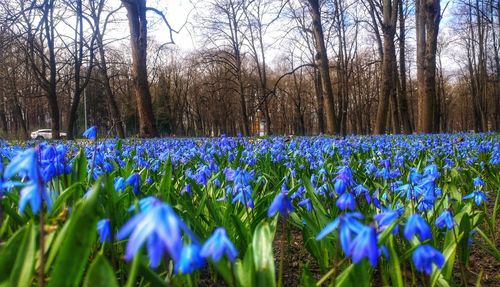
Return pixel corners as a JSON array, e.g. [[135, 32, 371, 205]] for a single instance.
[[199, 214, 499, 287]]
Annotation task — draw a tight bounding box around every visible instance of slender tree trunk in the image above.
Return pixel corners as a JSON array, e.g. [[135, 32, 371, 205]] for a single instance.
[[44, 0, 60, 139], [66, 0, 84, 139], [97, 36, 125, 138], [398, 0, 413, 133], [314, 70, 325, 134], [122, 0, 158, 138]]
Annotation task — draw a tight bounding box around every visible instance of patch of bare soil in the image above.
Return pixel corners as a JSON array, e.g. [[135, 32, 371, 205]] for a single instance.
[[464, 200, 500, 287], [273, 224, 321, 286]]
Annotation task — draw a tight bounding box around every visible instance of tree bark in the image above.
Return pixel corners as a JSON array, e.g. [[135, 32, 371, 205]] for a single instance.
[[314, 70, 325, 134], [416, 0, 440, 133], [44, 0, 60, 139], [398, 1, 413, 133], [66, 0, 84, 140], [122, 0, 158, 138], [307, 0, 337, 134], [374, 0, 399, 134]]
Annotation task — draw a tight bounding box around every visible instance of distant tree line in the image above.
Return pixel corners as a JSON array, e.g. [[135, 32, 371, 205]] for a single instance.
[[0, 0, 498, 139]]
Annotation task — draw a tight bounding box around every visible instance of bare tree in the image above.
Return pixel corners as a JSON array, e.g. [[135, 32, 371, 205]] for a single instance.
[[90, 0, 126, 138]]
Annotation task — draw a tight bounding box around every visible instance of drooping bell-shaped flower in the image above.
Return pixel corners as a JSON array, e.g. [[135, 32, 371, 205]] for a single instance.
[[412, 244, 444, 275], [97, 218, 111, 243], [125, 173, 141, 194], [83, 126, 97, 140], [268, 184, 294, 217], [404, 214, 432, 241], [117, 202, 197, 268], [435, 210, 454, 230], [200, 228, 238, 262]]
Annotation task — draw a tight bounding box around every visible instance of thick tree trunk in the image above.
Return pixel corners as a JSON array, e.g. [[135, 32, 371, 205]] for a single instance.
[[374, 0, 398, 134], [416, 0, 440, 133], [307, 0, 337, 134], [122, 0, 158, 138]]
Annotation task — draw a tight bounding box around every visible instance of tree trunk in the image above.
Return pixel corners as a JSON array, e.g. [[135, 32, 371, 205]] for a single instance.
[[416, 0, 440, 133], [44, 0, 60, 139], [122, 0, 158, 138], [314, 70, 325, 134], [97, 36, 125, 138], [374, 0, 398, 134], [66, 0, 84, 139], [307, 0, 337, 134], [398, 1, 413, 133]]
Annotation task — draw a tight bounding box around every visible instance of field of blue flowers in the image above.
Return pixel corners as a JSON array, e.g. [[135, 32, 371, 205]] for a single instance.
[[0, 128, 498, 286]]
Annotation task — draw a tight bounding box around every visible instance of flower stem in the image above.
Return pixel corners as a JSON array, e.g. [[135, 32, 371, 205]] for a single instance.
[[452, 227, 467, 285], [231, 263, 238, 287], [125, 254, 140, 287], [39, 208, 45, 287], [316, 257, 348, 286], [277, 218, 287, 287]]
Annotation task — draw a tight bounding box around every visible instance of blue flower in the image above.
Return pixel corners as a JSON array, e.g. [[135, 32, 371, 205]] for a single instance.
[[298, 198, 313, 212], [463, 190, 487, 206], [268, 188, 294, 217], [5, 148, 52, 215], [334, 179, 347, 194], [83, 126, 97, 140], [175, 244, 205, 274], [404, 214, 432, 241], [128, 196, 162, 213], [472, 177, 484, 188], [4, 149, 39, 181], [114, 177, 125, 192], [126, 173, 141, 194], [231, 185, 254, 208], [374, 210, 400, 234], [97, 219, 111, 243], [349, 226, 379, 267], [18, 183, 42, 214], [435, 210, 454, 230], [201, 228, 238, 262], [117, 202, 197, 268], [412, 245, 444, 275], [316, 212, 365, 256], [336, 192, 355, 211]]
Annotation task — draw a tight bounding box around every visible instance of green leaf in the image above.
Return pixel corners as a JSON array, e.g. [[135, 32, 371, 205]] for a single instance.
[[0, 225, 27, 283], [334, 264, 355, 287], [475, 228, 500, 261], [10, 223, 36, 287], [234, 244, 254, 287], [46, 179, 102, 287], [71, 150, 88, 185], [50, 182, 84, 215], [83, 254, 119, 287], [252, 222, 276, 287], [299, 266, 316, 287], [388, 237, 403, 287], [431, 230, 463, 287], [158, 157, 173, 201], [45, 218, 71, 273], [138, 260, 168, 287]]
